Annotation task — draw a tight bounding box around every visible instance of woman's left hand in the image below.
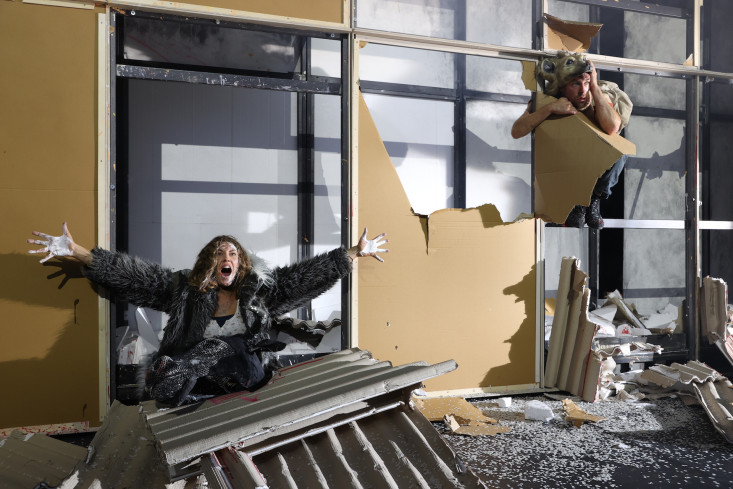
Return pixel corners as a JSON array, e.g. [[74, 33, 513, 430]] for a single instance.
[[352, 227, 389, 262]]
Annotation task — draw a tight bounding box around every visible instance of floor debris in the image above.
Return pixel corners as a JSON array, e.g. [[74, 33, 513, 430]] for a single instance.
[[414, 395, 511, 436], [440, 394, 733, 488], [524, 400, 554, 421], [0, 431, 87, 489], [1, 348, 486, 489], [562, 399, 607, 427]]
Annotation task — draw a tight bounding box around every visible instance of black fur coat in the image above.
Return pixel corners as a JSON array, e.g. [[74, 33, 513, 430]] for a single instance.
[[83, 247, 353, 358]]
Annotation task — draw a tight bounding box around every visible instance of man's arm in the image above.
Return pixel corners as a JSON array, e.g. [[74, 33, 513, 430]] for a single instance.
[[511, 98, 578, 139], [588, 61, 621, 135]]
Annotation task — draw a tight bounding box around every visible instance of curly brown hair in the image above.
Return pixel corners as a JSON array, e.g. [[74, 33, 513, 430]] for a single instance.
[[188, 235, 252, 292]]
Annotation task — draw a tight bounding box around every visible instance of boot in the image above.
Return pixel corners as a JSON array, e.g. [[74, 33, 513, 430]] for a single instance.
[[586, 195, 604, 229], [564, 205, 586, 228]]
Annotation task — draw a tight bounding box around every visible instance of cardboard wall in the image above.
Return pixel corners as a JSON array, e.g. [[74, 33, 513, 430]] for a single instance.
[[0, 1, 101, 428], [125, 0, 344, 24], [357, 95, 537, 392]]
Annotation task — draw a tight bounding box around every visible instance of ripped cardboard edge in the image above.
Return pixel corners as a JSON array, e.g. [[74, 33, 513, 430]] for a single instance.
[[414, 396, 512, 437], [544, 13, 602, 53], [562, 399, 606, 428]]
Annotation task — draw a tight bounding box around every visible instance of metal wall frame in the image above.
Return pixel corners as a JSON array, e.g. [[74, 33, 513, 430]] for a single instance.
[[107, 8, 348, 401], [98, 0, 733, 401], [351, 0, 732, 373]]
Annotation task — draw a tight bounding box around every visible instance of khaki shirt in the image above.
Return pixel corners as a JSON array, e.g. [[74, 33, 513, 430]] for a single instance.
[[592, 80, 633, 131]]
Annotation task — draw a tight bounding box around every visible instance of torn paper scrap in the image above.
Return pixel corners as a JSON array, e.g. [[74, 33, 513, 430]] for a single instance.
[[414, 396, 499, 425], [443, 414, 512, 437], [562, 399, 607, 427]]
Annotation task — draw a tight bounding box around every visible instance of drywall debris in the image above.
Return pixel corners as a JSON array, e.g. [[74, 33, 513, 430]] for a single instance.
[[524, 400, 554, 422], [605, 290, 647, 330], [496, 397, 512, 408], [700, 276, 733, 368], [414, 396, 499, 425], [416, 396, 511, 437], [0, 431, 87, 489], [562, 399, 606, 427], [443, 414, 511, 437]]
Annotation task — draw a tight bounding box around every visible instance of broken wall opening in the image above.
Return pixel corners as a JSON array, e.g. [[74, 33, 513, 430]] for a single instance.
[[113, 9, 350, 400]]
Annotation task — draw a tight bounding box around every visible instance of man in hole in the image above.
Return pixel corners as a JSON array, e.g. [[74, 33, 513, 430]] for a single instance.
[[512, 54, 632, 229]]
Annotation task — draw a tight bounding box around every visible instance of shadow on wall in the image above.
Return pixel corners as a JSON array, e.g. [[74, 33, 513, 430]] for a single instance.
[[481, 264, 537, 387], [466, 129, 531, 221], [0, 254, 100, 428], [625, 132, 684, 219]]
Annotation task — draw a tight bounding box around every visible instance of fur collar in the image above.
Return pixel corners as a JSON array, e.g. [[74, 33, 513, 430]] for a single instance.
[[249, 251, 273, 287]]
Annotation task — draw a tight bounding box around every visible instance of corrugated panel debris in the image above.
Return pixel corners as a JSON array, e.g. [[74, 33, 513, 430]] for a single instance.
[[56, 400, 205, 489], [0, 431, 86, 489], [206, 403, 484, 488], [146, 348, 458, 469]]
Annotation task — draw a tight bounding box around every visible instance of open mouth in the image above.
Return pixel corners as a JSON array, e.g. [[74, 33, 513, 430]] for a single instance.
[[221, 266, 233, 278]]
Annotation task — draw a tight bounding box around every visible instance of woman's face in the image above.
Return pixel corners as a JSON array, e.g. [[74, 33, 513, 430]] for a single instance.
[[215, 242, 239, 287]]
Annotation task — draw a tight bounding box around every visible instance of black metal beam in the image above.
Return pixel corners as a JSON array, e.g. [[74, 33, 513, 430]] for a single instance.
[[297, 38, 315, 321], [632, 106, 687, 119], [340, 36, 351, 350], [453, 3, 467, 209], [684, 76, 700, 361], [558, 0, 689, 18], [109, 8, 120, 409], [360, 80, 456, 101], [124, 8, 339, 40], [116, 64, 341, 94], [465, 90, 530, 104]]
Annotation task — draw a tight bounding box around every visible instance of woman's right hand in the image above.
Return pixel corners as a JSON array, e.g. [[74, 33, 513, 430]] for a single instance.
[[27, 222, 78, 263]]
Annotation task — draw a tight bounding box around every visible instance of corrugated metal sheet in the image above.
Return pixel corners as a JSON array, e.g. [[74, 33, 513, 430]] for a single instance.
[[240, 404, 485, 488], [56, 400, 205, 489], [146, 348, 458, 469], [0, 431, 87, 489], [694, 379, 733, 444]]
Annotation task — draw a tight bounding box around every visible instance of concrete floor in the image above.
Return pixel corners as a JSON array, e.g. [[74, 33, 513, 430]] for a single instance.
[[438, 394, 733, 489]]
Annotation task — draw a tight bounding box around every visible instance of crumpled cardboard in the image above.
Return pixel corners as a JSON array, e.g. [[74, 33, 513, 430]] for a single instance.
[[414, 396, 511, 437], [544, 13, 602, 53], [562, 399, 606, 427]]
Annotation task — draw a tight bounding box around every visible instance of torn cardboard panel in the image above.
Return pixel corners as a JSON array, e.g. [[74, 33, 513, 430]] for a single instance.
[[562, 399, 606, 428], [414, 396, 498, 424], [544, 13, 602, 53], [519, 62, 637, 223], [357, 93, 537, 392], [414, 391, 511, 437], [693, 379, 733, 444], [546, 257, 619, 402], [701, 276, 728, 344], [443, 414, 511, 437]]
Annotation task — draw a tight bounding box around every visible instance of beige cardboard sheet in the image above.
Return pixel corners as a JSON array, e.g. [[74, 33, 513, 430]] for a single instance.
[[356, 95, 537, 392], [531, 87, 637, 223], [126, 0, 344, 24], [544, 13, 602, 53], [0, 1, 100, 429]]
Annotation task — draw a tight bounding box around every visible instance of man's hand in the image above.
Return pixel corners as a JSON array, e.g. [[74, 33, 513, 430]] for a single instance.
[[548, 97, 577, 115], [27, 222, 76, 263], [350, 227, 389, 263]]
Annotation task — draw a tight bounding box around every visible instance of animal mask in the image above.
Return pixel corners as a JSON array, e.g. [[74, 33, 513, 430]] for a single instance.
[[535, 52, 592, 96]]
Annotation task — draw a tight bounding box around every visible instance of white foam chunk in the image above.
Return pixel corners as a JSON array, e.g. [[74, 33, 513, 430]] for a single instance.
[[524, 400, 554, 421], [496, 397, 512, 408]]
